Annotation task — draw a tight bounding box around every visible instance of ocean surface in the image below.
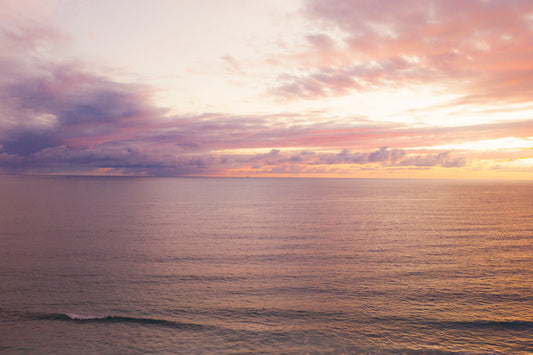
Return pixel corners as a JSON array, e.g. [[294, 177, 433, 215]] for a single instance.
[[0, 176, 531, 354]]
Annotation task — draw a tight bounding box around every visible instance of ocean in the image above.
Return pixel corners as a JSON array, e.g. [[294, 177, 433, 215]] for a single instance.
[[0, 176, 531, 354]]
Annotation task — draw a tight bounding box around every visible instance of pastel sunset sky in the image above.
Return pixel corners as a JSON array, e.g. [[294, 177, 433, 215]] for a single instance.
[[1, 0, 533, 178]]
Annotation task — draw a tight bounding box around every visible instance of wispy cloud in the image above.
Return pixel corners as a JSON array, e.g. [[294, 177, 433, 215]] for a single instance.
[[275, 57, 439, 99], [274, 0, 533, 105]]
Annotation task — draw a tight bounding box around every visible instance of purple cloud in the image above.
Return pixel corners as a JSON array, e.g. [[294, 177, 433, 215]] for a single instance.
[[217, 147, 467, 176]]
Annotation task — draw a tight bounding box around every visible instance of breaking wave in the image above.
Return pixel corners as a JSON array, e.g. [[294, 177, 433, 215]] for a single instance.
[[8, 309, 207, 330]]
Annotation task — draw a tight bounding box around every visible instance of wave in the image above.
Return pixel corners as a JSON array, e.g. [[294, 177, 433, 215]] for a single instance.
[[65, 313, 106, 320], [5, 310, 207, 330], [3, 307, 531, 334]]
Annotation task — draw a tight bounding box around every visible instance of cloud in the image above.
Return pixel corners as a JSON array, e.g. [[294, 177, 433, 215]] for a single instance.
[[274, 0, 533, 104], [221, 55, 243, 73], [276, 56, 439, 99], [29, 143, 217, 176], [306, 33, 337, 51], [301, 147, 465, 168], [218, 147, 467, 175], [398, 151, 466, 168], [0, 19, 528, 176]]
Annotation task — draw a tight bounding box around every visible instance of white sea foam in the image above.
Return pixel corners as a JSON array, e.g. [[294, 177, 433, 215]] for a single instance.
[[66, 313, 106, 320]]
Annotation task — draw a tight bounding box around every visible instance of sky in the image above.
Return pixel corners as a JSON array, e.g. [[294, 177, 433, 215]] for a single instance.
[[1, 0, 533, 179]]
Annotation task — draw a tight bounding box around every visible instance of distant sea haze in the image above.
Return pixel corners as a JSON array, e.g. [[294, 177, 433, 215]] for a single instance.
[[0, 176, 531, 353]]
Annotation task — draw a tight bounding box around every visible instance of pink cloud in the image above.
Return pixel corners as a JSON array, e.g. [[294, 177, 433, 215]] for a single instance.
[[306, 33, 337, 51], [274, 0, 533, 104]]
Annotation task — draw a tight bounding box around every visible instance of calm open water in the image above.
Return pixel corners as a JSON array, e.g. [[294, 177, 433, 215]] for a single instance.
[[0, 176, 531, 354]]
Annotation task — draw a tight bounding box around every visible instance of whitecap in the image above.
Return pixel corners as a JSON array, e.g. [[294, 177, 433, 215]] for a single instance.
[[65, 313, 106, 320]]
